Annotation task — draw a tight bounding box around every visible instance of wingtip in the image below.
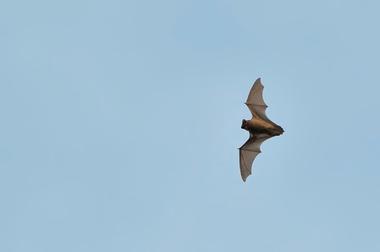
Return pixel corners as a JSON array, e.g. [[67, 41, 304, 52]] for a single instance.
[[255, 78, 263, 86], [241, 172, 251, 182]]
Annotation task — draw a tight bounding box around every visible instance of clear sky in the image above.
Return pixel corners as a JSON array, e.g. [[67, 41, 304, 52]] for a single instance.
[[1, 0, 379, 251]]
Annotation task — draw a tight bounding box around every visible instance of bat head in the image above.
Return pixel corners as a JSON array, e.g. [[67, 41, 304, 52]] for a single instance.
[[272, 125, 285, 136], [241, 119, 248, 130]]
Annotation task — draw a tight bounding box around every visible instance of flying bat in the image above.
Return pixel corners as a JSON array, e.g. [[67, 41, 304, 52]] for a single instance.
[[239, 78, 284, 182]]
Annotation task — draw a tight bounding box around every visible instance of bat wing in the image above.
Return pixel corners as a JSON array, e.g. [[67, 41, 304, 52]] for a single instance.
[[239, 134, 272, 182], [245, 78, 271, 122]]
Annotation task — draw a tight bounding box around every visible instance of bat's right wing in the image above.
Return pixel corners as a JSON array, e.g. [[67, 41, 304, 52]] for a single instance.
[[239, 134, 272, 182]]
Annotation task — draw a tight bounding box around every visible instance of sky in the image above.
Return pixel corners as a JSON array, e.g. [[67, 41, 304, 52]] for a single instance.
[[1, 0, 380, 251]]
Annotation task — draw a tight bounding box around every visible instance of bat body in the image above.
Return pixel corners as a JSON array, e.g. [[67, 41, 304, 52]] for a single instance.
[[239, 78, 284, 182]]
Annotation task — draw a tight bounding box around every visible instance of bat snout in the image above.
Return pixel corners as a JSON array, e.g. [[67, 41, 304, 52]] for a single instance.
[[274, 126, 284, 136]]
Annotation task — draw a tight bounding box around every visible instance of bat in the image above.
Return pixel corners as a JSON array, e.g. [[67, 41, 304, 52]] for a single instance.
[[239, 78, 284, 182]]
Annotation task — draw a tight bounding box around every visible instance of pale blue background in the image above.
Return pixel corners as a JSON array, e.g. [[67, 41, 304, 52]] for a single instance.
[[1, 0, 379, 251]]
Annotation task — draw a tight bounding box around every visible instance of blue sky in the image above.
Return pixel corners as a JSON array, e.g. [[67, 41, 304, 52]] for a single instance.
[[1, 0, 379, 251]]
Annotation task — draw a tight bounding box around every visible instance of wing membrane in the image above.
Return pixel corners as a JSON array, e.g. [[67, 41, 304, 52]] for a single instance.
[[245, 78, 270, 121], [239, 134, 271, 182]]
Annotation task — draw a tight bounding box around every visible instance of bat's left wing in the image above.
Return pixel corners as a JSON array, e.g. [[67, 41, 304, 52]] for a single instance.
[[239, 134, 272, 182], [245, 78, 272, 122]]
